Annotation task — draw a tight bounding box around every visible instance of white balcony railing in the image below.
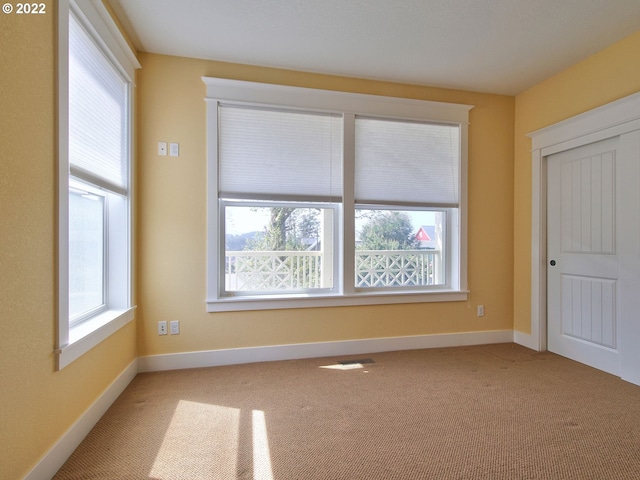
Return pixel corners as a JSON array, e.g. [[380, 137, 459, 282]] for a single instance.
[[225, 249, 441, 291], [226, 251, 323, 291], [355, 249, 440, 288]]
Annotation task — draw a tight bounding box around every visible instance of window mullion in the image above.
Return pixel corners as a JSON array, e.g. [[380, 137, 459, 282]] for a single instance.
[[342, 113, 356, 295]]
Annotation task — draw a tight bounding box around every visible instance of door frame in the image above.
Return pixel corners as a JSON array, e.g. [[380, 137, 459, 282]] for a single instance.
[[524, 91, 640, 352]]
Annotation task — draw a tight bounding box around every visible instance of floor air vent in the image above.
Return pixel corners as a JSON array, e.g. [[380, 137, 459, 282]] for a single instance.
[[338, 358, 375, 365]]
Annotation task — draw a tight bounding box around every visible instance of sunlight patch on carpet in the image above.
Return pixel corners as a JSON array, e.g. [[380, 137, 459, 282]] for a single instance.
[[319, 358, 375, 370], [252, 410, 275, 480], [149, 400, 240, 480]]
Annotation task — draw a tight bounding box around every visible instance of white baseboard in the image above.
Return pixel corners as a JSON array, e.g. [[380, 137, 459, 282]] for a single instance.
[[24, 359, 138, 480], [138, 330, 514, 372]]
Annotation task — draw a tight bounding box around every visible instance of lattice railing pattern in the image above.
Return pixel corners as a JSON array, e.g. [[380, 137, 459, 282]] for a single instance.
[[225, 249, 440, 292], [226, 251, 323, 291], [355, 250, 437, 287]]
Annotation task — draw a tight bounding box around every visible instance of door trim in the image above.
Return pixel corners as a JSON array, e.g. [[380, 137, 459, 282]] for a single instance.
[[525, 91, 640, 352]]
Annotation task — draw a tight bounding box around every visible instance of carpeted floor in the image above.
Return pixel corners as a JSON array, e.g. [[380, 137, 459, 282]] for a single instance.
[[54, 343, 640, 479]]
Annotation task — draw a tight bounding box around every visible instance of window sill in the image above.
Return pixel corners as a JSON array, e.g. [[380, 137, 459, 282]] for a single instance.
[[57, 307, 136, 370], [207, 290, 468, 312]]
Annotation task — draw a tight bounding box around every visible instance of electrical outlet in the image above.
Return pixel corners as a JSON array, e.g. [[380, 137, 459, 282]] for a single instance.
[[158, 320, 168, 335], [158, 142, 167, 156], [477, 305, 485, 317], [170, 320, 180, 335]]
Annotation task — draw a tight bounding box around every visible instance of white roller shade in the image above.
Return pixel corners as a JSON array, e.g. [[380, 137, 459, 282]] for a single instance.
[[69, 12, 128, 196], [218, 105, 342, 202], [355, 117, 460, 207]]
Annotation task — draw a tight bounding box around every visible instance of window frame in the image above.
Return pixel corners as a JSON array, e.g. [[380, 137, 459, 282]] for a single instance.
[[220, 199, 340, 296], [205, 77, 472, 312], [57, 0, 140, 370]]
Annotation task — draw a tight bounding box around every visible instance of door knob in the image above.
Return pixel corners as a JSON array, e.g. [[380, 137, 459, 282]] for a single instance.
[[550, 260, 556, 266]]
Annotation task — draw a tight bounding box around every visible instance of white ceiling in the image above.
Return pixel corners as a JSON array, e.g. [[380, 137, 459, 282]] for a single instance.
[[107, 0, 640, 96]]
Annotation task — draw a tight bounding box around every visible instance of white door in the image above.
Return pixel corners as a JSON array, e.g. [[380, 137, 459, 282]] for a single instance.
[[547, 137, 621, 376]]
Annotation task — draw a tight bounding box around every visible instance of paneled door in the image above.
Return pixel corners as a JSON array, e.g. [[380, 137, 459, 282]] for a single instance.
[[547, 137, 620, 376]]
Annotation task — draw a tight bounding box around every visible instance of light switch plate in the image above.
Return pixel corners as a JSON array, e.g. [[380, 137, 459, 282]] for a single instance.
[[169, 142, 179, 157], [170, 320, 180, 335]]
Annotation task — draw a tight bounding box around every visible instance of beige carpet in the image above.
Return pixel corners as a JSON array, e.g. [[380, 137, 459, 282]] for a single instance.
[[55, 344, 640, 479]]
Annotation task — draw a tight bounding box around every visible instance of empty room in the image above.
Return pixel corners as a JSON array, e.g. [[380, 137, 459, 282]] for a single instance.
[[2, 1, 640, 478]]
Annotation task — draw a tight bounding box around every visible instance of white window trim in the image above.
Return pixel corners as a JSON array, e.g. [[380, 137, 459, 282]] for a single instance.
[[204, 77, 472, 312], [57, 0, 140, 370]]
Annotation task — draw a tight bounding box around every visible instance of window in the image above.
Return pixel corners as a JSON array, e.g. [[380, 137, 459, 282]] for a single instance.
[[355, 208, 449, 288], [205, 78, 471, 312], [354, 117, 460, 290], [224, 203, 336, 293], [57, 0, 139, 370], [218, 104, 341, 296]]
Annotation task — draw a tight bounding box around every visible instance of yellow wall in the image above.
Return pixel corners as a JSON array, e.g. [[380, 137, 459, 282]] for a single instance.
[[513, 31, 640, 334], [0, 3, 137, 478], [136, 53, 515, 356]]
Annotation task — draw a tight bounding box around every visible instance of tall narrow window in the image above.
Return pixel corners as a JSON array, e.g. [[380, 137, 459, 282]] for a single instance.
[[68, 11, 129, 324], [58, 0, 139, 369]]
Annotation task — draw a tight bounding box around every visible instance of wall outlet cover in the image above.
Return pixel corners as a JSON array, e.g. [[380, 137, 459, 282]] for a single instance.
[[158, 320, 168, 335]]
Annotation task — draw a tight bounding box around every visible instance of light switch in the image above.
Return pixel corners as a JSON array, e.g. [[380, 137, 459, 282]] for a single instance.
[[170, 320, 180, 335], [169, 142, 179, 157]]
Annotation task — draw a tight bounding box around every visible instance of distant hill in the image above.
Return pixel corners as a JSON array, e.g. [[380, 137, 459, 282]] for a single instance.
[[225, 231, 262, 251]]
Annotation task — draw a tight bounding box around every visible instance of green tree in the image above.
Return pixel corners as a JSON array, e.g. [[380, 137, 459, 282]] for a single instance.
[[247, 207, 320, 251], [242, 207, 322, 290], [358, 211, 418, 250], [266, 207, 295, 250]]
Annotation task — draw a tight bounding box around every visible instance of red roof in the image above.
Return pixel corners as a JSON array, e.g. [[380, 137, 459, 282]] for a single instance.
[[415, 227, 431, 241]]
